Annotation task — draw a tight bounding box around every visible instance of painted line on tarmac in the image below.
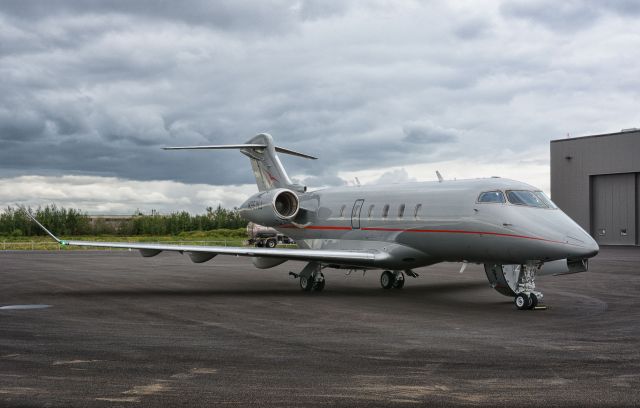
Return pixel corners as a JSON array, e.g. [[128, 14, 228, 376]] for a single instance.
[[0, 304, 51, 310]]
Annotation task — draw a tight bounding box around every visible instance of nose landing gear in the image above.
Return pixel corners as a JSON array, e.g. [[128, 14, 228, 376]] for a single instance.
[[514, 263, 544, 310], [484, 263, 546, 310], [515, 292, 541, 310]]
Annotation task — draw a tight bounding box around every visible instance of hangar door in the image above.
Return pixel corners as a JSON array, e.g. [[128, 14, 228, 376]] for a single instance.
[[591, 173, 636, 245]]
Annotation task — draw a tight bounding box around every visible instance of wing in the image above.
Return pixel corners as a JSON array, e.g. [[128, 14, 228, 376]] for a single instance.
[[26, 212, 384, 266]]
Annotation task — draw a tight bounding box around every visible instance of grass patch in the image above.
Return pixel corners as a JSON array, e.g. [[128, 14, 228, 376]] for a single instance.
[[0, 229, 251, 250]]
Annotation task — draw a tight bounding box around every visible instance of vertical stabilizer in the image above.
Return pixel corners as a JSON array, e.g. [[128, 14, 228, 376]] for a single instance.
[[242, 134, 293, 191]]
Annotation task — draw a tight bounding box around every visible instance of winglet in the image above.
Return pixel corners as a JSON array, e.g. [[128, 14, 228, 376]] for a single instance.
[[23, 210, 66, 245], [436, 170, 444, 183]]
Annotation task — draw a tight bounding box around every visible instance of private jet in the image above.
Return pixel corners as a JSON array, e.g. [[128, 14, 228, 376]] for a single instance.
[[29, 133, 599, 310]]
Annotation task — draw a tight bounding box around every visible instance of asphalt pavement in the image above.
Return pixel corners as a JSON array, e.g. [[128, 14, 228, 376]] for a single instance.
[[1, 247, 639, 407]]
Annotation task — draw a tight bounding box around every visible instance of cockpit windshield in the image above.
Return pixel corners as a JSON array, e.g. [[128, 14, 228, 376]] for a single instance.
[[506, 190, 558, 209], [533, 191, 558, 209]]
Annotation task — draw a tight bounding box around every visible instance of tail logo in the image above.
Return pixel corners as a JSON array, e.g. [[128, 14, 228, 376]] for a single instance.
[[263, 168, 279, 184]]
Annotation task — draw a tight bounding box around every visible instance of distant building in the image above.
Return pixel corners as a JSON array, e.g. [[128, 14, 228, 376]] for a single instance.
[[551, 129, 640, 245], [88, 215, 134, 230]]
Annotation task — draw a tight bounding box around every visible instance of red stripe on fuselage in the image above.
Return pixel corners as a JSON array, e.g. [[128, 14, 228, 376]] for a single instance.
[[361, 227, 564, 244], [303, 225, 352, 230], [280, 225, 566, 245]]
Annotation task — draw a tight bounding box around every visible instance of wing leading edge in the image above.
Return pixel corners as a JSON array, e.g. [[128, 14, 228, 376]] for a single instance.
[[26, 212, 384, 266]]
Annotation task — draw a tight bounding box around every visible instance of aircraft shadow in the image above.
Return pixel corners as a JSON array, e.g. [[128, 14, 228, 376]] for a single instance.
[[34, 281, 489, 299]]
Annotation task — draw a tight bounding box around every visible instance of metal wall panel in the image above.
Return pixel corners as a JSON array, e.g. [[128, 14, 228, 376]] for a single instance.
[[591, 173, 636, 245], [637, 174, 640, 245], [551, 130, 640, 244]]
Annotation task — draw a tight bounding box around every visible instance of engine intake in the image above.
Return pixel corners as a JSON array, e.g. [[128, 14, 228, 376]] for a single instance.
[[273, 189, 299, 219], [239, 188, 300, 227]]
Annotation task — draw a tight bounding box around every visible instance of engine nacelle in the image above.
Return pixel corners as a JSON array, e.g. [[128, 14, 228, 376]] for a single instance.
[[239, 188, 300, 227]]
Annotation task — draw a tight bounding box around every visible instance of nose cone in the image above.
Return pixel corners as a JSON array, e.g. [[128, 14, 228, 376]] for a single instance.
[[566, 227, 599, 259], [577, 235, 599, 258]]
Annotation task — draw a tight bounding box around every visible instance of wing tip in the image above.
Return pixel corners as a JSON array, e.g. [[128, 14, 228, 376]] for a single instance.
[[22, 209, 63, 244]]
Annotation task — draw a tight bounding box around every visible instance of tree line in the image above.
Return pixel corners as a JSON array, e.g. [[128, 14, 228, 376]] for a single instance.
[[0, 205, 248, 237]]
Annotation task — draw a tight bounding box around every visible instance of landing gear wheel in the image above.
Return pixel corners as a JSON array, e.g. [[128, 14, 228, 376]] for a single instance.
[[313, 276, 326, 292], [266, 239, 277, 248], [300, 275, 313, 291], [393, 276, 405, 289], [380, 271, 394, 289], [529, 293, 539, 309], [515, 293, 530, 310]]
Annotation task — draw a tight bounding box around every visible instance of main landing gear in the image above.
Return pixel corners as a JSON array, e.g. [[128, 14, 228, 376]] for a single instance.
[[513, 263, 544, 310], [291, 265, 417, 293], [380, 270, 405, 289], [290, 262, 325, 292], [299, 273, 325, 292]]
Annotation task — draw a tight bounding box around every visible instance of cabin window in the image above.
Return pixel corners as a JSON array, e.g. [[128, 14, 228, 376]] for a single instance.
[[477, 191, 505, 203], [398, 204, 405, 218], [367, 204, 375, 218], [382, 204, 390, 218], [506, 190, 547, 208], [414, 204, 422, 218], [339, 204, 347, 217]]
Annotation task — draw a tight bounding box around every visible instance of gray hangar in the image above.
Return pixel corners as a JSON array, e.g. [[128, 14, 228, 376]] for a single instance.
[[551, 129, 640, 246]]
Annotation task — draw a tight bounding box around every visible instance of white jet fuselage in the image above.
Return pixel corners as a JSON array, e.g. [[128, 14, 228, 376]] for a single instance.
[[251, 177, 598, 270]]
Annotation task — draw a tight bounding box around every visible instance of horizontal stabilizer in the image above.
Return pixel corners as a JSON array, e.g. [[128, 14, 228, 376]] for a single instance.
[[163, 144, 317, 159], [164, 133, 313, 191], [273, 146, 317, 160], [163, 144, 266, 150]]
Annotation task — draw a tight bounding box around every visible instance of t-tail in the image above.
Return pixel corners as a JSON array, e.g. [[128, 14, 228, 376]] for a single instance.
[[163, 133, 316, 192]]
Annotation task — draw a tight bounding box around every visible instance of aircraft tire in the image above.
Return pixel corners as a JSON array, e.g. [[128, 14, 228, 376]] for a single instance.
[[514, 293, 530, 310], [529, 293, 539, 309], [380, 271, 394, 289], [266, 239, 277, 248], [314, 277, 325, 292], [393, 276, 405, 289], [300, 275, 313, 291]]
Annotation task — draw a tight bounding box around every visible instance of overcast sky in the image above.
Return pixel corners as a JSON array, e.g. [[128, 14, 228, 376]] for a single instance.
[[1, 0, 639, 214]]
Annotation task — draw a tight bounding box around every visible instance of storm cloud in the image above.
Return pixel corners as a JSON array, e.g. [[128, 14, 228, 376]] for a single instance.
[[1, 1, 639, 213]]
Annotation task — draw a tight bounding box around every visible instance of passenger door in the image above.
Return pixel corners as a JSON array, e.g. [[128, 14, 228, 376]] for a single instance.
[[351, 199, 365, 229]]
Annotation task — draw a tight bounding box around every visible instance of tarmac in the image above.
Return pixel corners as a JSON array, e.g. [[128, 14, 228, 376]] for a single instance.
[[1, 247, 639, 407]]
